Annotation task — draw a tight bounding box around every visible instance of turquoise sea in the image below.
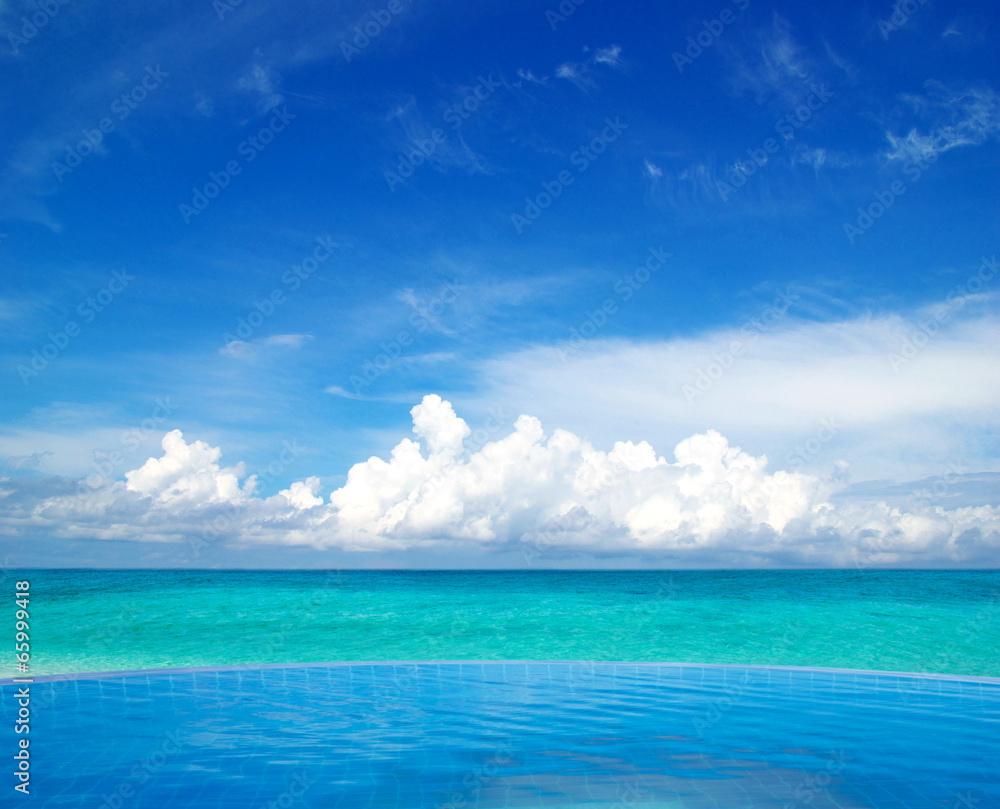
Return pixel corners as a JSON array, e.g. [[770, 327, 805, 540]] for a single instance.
[[8, 569, 1000, 678]]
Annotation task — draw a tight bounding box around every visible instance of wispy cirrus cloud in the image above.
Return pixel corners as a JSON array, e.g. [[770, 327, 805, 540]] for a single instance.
[[384, 93, 494, 176], [515, 68, 547, 87], [884, 81, 1000, 163], [220, 334, 312, 359], [721, 13, 817, 106], [555, 44, 625, 92]]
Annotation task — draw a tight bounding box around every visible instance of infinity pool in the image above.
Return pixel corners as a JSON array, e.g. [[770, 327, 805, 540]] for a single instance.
[[4, 662, 998, 808]]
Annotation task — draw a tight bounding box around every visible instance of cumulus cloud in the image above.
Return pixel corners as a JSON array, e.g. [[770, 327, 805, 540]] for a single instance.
[[1, 396, 997, 566], [125, 429, 257, 504], [279, 476, 324, 510]]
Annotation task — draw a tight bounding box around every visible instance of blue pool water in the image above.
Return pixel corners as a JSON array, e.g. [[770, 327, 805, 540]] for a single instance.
[[4, 662, 998, 808]]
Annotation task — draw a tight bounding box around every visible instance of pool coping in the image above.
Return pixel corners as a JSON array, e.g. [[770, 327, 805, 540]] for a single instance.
[[4, 660, 1000, 686]]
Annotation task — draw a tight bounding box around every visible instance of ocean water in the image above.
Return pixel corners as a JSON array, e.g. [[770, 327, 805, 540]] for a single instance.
[[8, 569, 1000, 677]]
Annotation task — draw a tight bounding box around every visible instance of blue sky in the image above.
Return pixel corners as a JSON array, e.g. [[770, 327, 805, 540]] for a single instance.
[[1, 0, 998, 568]]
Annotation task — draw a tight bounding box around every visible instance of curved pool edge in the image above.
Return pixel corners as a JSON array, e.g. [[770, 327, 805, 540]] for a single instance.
[[5, 659, 1000, 685]]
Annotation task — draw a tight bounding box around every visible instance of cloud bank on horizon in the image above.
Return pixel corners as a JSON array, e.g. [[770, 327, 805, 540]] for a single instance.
[[2, 394, 997, 568]]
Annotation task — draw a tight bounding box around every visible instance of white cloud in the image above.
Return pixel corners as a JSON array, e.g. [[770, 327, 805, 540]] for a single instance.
[[460, 296, 1000, 484], [644, 158, 734, 209], [789, 144, 855, 171], [3, 451, 53, 471], [278, 476, 324, 510], [555, 45, 623, 92], [0, 420, 168, 480], [125, 429, 257, 505], [593, 45, 623, 67], [555, 63, 588, 88], [194, 93, 215, 117], [385, 94, 493, 176], [237, 63, 284, 113], [1, 394, 997, 566], [722, 13, 817, 106], [516, 69, 547, 86], [323, 385, 367, 400], [220, 334, 312, 359], [795, 146, 826, 170], [885, 82, 1000, 163]]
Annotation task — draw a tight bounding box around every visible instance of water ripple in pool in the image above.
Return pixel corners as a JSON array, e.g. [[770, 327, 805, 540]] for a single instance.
[[4, 662, 998, 808]]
